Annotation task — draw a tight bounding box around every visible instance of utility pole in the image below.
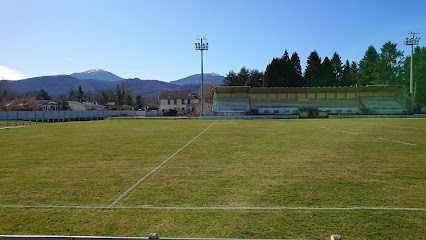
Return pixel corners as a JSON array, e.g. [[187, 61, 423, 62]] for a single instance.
[[195, 38, 208, 116], [405, 32, 420, 115]]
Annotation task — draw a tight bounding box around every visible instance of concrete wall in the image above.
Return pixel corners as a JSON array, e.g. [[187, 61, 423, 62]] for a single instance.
[[258, 107, 299, 115], [317, 107, 363, 114]]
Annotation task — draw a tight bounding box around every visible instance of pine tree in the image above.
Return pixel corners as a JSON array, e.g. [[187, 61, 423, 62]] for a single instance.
[[341, 60, 351, 86], [304, 50, 322, 87], [116, 84, 122, 106], [281, 50, 290, 62], [222, 68, 251, 86], [37, 89, 51, 100], [331, 52, 343, 86], [77, 85, 85, 103], [125, 95, 133, 106], [379, 41, 404, 85], [237, 67, 250, 86], [263, 58, 283, 87], [290, 52, 303, 87], [358, 45, 380, 86], [135, 95, 142, 110], [222, 70, 238, 86], [245, 69, 263, 87], [318, 57, 334, 87], [67, 88, 77, 101], [349, 61, 359, 86], [263, 50, 296, 87]]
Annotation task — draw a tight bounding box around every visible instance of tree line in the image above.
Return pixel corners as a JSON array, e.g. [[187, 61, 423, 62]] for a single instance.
[[223, 41, 426, 107], [0, 81, 151, 111]]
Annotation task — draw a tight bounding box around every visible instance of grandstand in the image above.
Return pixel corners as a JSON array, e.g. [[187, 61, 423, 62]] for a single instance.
[[212, 85, 407, 117], [212, 86, 251, 116], [360, 96, 407, 114]]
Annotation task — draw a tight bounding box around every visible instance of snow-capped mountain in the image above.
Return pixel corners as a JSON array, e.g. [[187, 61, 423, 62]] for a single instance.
[[70, 69, 123, 81]]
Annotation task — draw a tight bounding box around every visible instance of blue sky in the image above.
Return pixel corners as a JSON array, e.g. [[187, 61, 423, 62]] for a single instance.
[[0, 0, 425, 81]]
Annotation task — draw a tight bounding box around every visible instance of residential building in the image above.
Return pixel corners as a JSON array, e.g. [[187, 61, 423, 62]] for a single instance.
[[68, 101, 105, 111], [38, 100, 60, 111], [158, 91, 199, 114]]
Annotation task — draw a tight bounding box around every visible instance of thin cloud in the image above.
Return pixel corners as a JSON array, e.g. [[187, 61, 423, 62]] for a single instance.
[[0, 65, 27, 80]]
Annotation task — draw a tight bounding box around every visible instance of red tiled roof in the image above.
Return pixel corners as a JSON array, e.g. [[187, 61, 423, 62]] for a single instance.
[[158, 91, 199, 99]]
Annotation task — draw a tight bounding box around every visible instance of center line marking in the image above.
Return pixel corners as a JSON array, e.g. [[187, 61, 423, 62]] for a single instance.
[[108, 121, 218, 207], [377, 138, 416, 146], [341, 131, 358, 135]]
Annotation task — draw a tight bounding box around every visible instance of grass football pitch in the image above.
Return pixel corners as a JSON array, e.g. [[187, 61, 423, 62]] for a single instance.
[[0, 118, 425, 239]]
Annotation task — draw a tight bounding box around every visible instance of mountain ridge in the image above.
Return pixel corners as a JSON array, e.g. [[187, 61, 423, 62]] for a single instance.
[[2, 71, 224, 97], [71, 69, 124, 81], [170, 73, 224, 86]]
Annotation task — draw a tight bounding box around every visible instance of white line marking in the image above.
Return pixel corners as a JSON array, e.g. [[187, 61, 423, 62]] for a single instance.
[[109, 206, 426, 211], [103, 166, 216, 169], [0, 235, 296, 240], [318, 126, 357, 134], [0, 126, 29, 130], [377, 138, 416, 146], [363, 122, 426, 130], [108, 121, 218, 207], [0, 204, 104, 209], [341, 131, 358, 135], [0, 204, 424, 211]]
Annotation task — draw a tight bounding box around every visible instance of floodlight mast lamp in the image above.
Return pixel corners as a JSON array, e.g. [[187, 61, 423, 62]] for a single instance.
[[195, 38, 208, 116], [405, 32, 420, 115]]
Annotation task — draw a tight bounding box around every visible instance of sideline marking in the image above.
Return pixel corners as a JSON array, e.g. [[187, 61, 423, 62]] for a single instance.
[[377, 138, 416, 146], [0, 204, 424, 211], [108, 121, 218, 207], [341, 131, 358, 135], [0, 126, 28, 130], [103, 166, 216, 169], [361, 122, 426, 131]]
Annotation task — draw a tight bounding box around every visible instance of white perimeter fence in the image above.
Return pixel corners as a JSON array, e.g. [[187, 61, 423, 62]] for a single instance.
[[0, 110, 137, 122]]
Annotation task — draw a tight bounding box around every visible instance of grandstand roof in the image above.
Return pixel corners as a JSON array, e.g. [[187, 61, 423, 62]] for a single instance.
[[215, 85, 405, 94], [215, 86, 250, 94]]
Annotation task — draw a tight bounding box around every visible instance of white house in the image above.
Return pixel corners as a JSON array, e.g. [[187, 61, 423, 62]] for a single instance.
[[68, 101, 105, 111], [158, 91, 199, 114], [38, 100, 60, 111]]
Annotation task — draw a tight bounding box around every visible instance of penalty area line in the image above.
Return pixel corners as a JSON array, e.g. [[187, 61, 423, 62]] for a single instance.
[[0, 204, 425, 211], [107, 121, 218, 208]]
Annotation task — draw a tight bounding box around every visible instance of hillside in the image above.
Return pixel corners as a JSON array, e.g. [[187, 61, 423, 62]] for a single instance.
[[4, 75, 81, 96], [170, 73, 224, 86]]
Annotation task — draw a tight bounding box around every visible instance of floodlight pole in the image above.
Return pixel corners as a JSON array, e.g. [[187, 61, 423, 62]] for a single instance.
[[405, 32, 420, 114], [195, 38, 208, 116]]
